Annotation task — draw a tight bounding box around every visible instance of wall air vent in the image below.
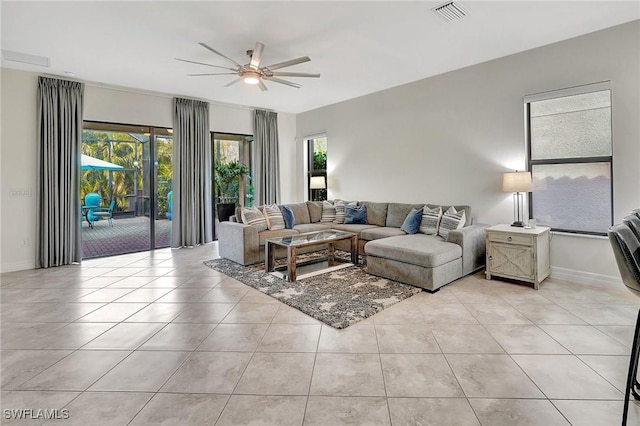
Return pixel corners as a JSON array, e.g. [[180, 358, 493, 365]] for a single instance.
[[1, 50, 50, 67], [433, 1, 469, 22]]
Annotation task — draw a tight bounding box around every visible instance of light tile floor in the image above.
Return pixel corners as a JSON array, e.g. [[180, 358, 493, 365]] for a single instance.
[[2, 243, 640, 425]]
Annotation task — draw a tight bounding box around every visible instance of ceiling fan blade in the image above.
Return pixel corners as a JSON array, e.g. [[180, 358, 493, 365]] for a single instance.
[[224, 78, 242, 87], [187, 73, 238, 76], [175, 58, 236, 71], [249, 42, 265, 70], [263, 76, 302, 88], [199, 42, 243, 68], [264, 56, 311, 71], [271, 71, 320, 78], [257, 79, 268, 91]]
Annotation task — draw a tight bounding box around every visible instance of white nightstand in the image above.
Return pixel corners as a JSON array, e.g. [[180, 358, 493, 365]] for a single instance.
[[485, 224, 551, 289]]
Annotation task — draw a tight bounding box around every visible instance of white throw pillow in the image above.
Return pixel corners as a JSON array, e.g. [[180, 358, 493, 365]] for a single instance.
[[419, 205, 442, 235], [320, 200, 336, 223], [438, 206, 466, 239], [241, 206, 268, 232], [263, 204, 285, 231]]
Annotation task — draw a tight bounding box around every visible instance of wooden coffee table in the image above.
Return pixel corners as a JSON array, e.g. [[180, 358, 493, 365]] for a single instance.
[[265, 230, 358, 282]]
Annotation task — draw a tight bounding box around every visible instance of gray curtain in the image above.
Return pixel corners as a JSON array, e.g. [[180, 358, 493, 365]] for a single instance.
[[172, 97, 212, 247], [36, 77, 84, 268], [253, 109, 280, 205]]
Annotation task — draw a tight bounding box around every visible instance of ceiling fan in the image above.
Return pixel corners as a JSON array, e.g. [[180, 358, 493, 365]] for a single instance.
[[176, 42, 320, 91]]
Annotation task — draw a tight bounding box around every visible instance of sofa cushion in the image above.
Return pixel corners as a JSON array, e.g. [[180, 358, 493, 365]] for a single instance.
[[419, 205, 442, 235], [280, 205, 295, 229], [362, 201, 388, 226], [365, 234, 462, 268], [285, 202, 311, 224], [400, 208, 423, 234], [263, 204, 285, 231], [345, 204, 367, 224], [293, 223, 332, 234], [306, 201, 323, 223], [320, 201, 337, 223], [438, 207, 466, 240], [259, 229, 299, 246], [360, 227, 406, 241], [241, 206, 268, 232], [387, 203, 426, 228], [332, 223, 379, 234]]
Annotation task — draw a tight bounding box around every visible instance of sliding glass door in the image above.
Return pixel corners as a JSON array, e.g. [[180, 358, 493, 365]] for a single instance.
[[81, 122, 173, 258], [154, 129, 173, 248]]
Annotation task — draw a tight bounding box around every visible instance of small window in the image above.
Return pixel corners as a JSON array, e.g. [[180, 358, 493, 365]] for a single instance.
[[307, 136, 327, 201], [526, 82, 612, 235]]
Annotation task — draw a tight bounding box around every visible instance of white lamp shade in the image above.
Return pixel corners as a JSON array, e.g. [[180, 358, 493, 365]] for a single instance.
[[502, 171, 532, 192], [310, 176, 326, 189]]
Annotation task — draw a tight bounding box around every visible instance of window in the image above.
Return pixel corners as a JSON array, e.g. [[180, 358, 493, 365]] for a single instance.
[[307, 136, 327, 201], [525, 82, 612, 235], [212, 133, 253, 228]]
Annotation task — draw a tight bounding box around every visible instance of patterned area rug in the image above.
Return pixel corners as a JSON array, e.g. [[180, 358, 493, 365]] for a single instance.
[[204, 255, 421, 329]]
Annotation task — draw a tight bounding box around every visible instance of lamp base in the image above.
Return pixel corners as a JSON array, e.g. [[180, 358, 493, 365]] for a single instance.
[[511, 221, 525, 227]]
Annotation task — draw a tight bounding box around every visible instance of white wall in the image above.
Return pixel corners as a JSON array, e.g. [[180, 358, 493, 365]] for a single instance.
[[277, 112, 298, 204], [0, 69, 297, 272], [0, 69, 39, 272], [296, 21, 640, 284]]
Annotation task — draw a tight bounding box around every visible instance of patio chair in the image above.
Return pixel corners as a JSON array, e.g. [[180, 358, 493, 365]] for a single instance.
[[166, 191, 173, 220], [89, 200, 116, 227], [83, 193, 101, 228]]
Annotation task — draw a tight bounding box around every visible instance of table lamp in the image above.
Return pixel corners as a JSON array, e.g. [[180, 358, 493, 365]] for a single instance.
[[503, 171, 532, 227]]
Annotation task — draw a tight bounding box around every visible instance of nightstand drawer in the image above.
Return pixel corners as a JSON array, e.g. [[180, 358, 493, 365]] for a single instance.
[[488, 233, 532, 246]]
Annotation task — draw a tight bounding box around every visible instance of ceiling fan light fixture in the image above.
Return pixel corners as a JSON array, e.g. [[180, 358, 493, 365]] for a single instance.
[[243, 71, 260, 85]]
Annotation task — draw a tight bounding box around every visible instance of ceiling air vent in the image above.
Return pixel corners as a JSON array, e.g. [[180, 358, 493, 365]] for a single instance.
[[433, 1, 469, 22]]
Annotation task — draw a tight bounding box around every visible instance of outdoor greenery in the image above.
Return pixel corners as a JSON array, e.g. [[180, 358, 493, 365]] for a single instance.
[[214, 160, 250, 204], [82, 130, 173, 218], [311, 137, 327, 201], [213, 135, 254, 207], [314, 150, 327, 170]]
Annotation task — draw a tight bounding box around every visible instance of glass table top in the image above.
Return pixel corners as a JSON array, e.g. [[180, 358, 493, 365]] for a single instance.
[[266, 230, 355, 247]]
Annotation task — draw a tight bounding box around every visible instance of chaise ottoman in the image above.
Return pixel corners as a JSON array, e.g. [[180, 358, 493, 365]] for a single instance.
[[365, 234, 463, 292]]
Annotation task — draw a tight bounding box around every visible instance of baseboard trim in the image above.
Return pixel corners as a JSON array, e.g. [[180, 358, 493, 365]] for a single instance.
[[1, 260, 37, 274], [551, 266, 621, 287]]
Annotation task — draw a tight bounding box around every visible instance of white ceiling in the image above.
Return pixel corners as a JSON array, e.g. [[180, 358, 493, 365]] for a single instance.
[[2, 1, 638, 114]]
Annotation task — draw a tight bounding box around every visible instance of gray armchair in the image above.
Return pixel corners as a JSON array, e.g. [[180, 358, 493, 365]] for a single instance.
[[608, 223, 640, 426]]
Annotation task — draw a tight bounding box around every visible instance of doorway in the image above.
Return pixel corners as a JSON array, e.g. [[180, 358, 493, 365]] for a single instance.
[[81, 122, 173, 258], [213, 133, 253, 237]]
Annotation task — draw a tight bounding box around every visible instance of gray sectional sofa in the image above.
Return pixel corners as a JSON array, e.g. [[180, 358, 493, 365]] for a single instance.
[[218, 201, 487, 292]]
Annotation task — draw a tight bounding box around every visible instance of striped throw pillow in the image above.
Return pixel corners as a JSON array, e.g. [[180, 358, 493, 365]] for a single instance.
[[419, 206, 442, 235], [438, 206, 466, 240], [263, 204, 285, 230], [320, 200, 336, 223], [241, 206, 268, 232], [333, 201, 345, 224]]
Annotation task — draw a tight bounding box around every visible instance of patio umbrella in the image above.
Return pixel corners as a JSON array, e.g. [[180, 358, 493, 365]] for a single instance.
[[81, 154, 124, 171]]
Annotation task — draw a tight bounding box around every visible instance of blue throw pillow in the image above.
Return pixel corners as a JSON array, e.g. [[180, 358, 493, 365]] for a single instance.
[[280, 205, 295, 229], [401, 207, 424, 234], [344, 204, 367, 224]]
